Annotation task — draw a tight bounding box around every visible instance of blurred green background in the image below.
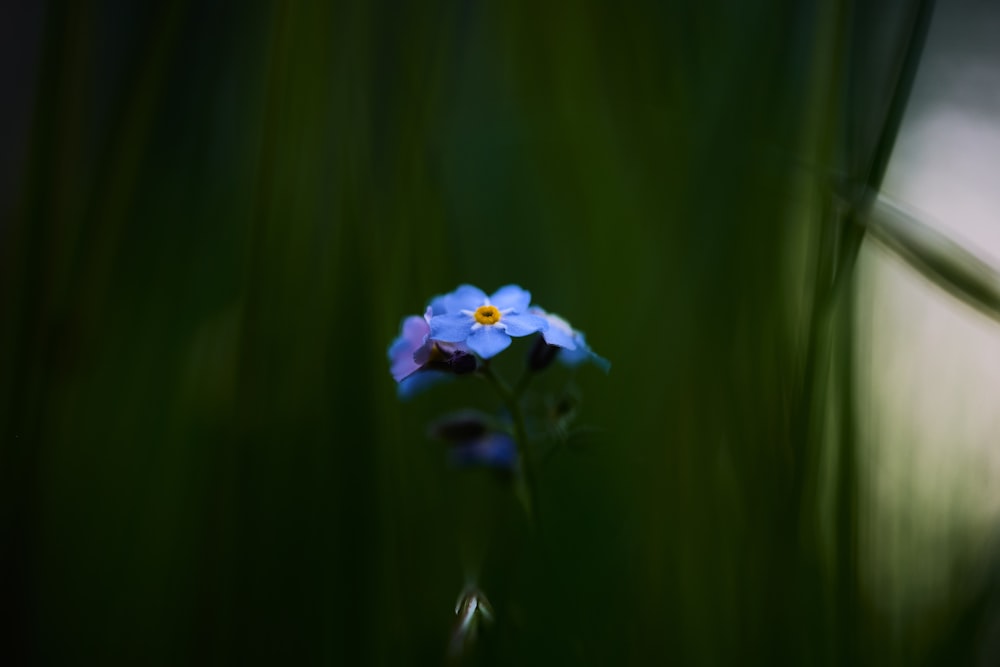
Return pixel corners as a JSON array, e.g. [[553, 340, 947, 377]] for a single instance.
[[6, 0, 998, 665]]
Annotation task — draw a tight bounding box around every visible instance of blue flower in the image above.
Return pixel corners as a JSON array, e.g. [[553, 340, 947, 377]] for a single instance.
[[388, 304, 474, 399], [427, 410, 516, 469], [428, 285, 548, 359], [529, 307, 610, 372]]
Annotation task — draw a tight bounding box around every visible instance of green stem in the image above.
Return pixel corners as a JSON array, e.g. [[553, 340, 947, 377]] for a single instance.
[[480, 364, 538, 525], [512, 369, 534, 398]]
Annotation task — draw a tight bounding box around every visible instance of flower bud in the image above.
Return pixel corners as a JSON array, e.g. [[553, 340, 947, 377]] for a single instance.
[[427, 410, 489, 442], [527, 334, 560, 372], [448, 432, 517, 470], [449, 586, 494, 658], [447, 351, 477, 375]]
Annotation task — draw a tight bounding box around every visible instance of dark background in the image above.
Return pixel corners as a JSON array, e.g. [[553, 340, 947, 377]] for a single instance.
[[4, 0, 994, 665]]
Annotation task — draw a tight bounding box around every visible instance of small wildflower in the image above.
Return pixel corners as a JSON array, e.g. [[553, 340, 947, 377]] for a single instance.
[[428, 411, 515, 469], [429, 285, 548, 359], [387, 284, 609, 649]]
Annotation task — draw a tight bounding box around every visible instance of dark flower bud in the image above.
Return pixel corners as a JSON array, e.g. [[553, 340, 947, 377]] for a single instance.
[[448, 351, 477, 375], [426, 347, 477, 376], [428, 410, 489, 442], [449, 586, 494, 658], [527, 334, 560, 372], [552, 392, 579, 420], [448, 432, 517, 470]]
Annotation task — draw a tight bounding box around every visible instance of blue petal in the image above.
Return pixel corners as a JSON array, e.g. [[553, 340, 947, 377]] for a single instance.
[[390, 353, 422, 382], [387, 334, 409, 363], [557, 346, 588, 367], [398, 370, 450, 399], [443, 284, 487, 313], [540, 322, 576, 349], [558, 334, 591, 365], [559, 334, 610, 373], [589, 351, 612, 373], [388, 315, 429, 380], [412, 340, 433, 366], [429, 313, 474, 342], [387, 316, 426, 357], [428, 296, 448, 316], [466, 326, 512, 358], [499, 313, 548, 337], [490, 285, 531, 312]]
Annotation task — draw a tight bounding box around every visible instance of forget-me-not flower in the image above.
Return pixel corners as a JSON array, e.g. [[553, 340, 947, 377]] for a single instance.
[[427, 410, 516, 469], [429, 285, 548, 359], [529, 307, 610, 372]]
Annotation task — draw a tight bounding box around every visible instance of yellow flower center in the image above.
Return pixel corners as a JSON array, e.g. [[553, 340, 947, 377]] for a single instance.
[[474, 305, 501, 325]]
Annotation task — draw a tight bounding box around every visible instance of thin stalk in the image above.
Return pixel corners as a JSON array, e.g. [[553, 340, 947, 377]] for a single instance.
[[479, 363, 538, 525], [512, 369, 534, 398]]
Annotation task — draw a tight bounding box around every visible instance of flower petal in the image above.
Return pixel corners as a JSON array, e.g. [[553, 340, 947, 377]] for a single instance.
[[528, 308, 577, 349], [498, 313, 548, 337], [412, 341, 434, 367], [466, 326, 512, 358], [428, 296, 448, 316], [402, 314, 430, 345], [557, 340, 588, 366], [490, 285, 531, 312], [589, 351, 612, 373], [559, 334, 610, 373], [398, 370, 450, 399], [390, 353, 422, 382], [388, 315, 429, 381], [542, 327, 576, 349], [429, 314, 474, 342], [443, 284, 488, 313]]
